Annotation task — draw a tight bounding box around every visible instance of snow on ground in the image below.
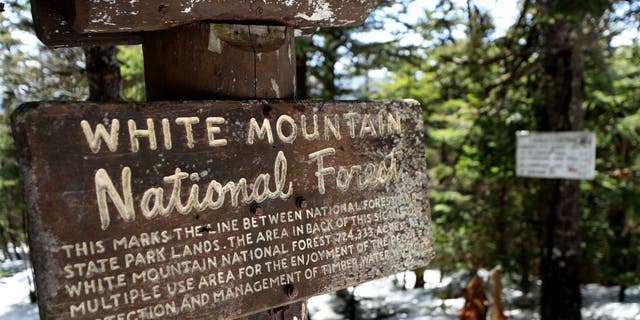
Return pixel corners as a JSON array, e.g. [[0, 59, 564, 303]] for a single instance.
[[1, 261, 639, 320], [308, 270, 640, 320], [0, 261, 38, 320]]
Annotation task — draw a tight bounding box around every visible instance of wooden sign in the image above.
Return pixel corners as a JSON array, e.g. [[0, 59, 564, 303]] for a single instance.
[[13, 100, 434, 320], [30, 0, 372, 47], [516, 131, 596, 180]]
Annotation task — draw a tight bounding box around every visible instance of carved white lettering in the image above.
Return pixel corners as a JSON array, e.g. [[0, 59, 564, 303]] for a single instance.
[[95, 152, 292, 229], [308, 148, 336, 194], [161, 118, 172, 150], [95, 167, 135, 230], [175, 117, 200, 149], [301, 115, 320, 141], [128, 119, 157, 152], [276, 115, 297, 144], [309, 148, 402, 194], [206, 117, 227, 147], [81, 119, 120, 153], [247, 118, 273, 145]]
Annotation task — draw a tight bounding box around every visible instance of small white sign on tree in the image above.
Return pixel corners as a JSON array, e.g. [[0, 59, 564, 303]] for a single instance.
[[516, 131, 596, 180]]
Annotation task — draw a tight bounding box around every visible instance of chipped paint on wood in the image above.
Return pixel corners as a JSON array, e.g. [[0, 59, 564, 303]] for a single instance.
[[271, 79, 281, 98], [12, 100, 434, 320], [29, 0, 371, 47], [29, 0, 141, 48], [61, 0, 373, 33]]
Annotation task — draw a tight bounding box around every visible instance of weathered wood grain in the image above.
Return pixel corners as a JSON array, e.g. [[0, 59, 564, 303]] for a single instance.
[[12, 100, 434, 320], [30, 0, 140, 48], [143, 24, 296, 101], [59, 0, 373, 33], [29, 0, 370, 47]]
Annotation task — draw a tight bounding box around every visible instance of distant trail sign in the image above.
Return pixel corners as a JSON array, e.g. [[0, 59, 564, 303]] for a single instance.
[[13, 100, 434, 320], [516, 131, 596, 180]]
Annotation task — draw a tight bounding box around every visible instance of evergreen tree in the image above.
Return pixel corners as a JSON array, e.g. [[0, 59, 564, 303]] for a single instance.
[[0, 0, 86, 259]]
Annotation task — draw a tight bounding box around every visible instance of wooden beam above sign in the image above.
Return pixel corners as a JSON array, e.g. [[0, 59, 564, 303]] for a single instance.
[[30, 0, 372, 47], [68, 0, 372, 33], [13, 100, 434, 320], [30, 0, 141, 47]]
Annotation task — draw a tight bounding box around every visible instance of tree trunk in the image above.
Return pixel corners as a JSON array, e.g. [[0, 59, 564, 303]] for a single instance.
[[84, 46, 122, 102], [6, 213, 22, 260], [316, 31, 341, 100], [518, 241, 531, 295], [496, 185, 507, 260], [414, 267, 426, 289], [607, 206, 632, 296], [323, 53, 338, 100], [618, 285, 627, 303], [537, 16, 584, 320], [0, 223, 12, 260], [336, 288, 358, 320], [296, 44, 309, 99]]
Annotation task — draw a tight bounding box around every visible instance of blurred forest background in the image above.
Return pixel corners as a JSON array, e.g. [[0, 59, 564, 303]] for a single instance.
[[1, 0, 640, 319]]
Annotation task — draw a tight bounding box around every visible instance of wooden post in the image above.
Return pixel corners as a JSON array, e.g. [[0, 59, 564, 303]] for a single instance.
[[142, 22, 305, 320], [143, 23, 295, 101]]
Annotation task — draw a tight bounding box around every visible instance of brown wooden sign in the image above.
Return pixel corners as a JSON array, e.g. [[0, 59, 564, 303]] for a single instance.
[[13, 100, 434, 320], [30, 0, 373, 47]]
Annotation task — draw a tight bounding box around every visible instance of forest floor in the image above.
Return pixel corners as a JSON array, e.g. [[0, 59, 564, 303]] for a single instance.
[[1, 260, 639, 320], [308, 269, 640, 320]]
